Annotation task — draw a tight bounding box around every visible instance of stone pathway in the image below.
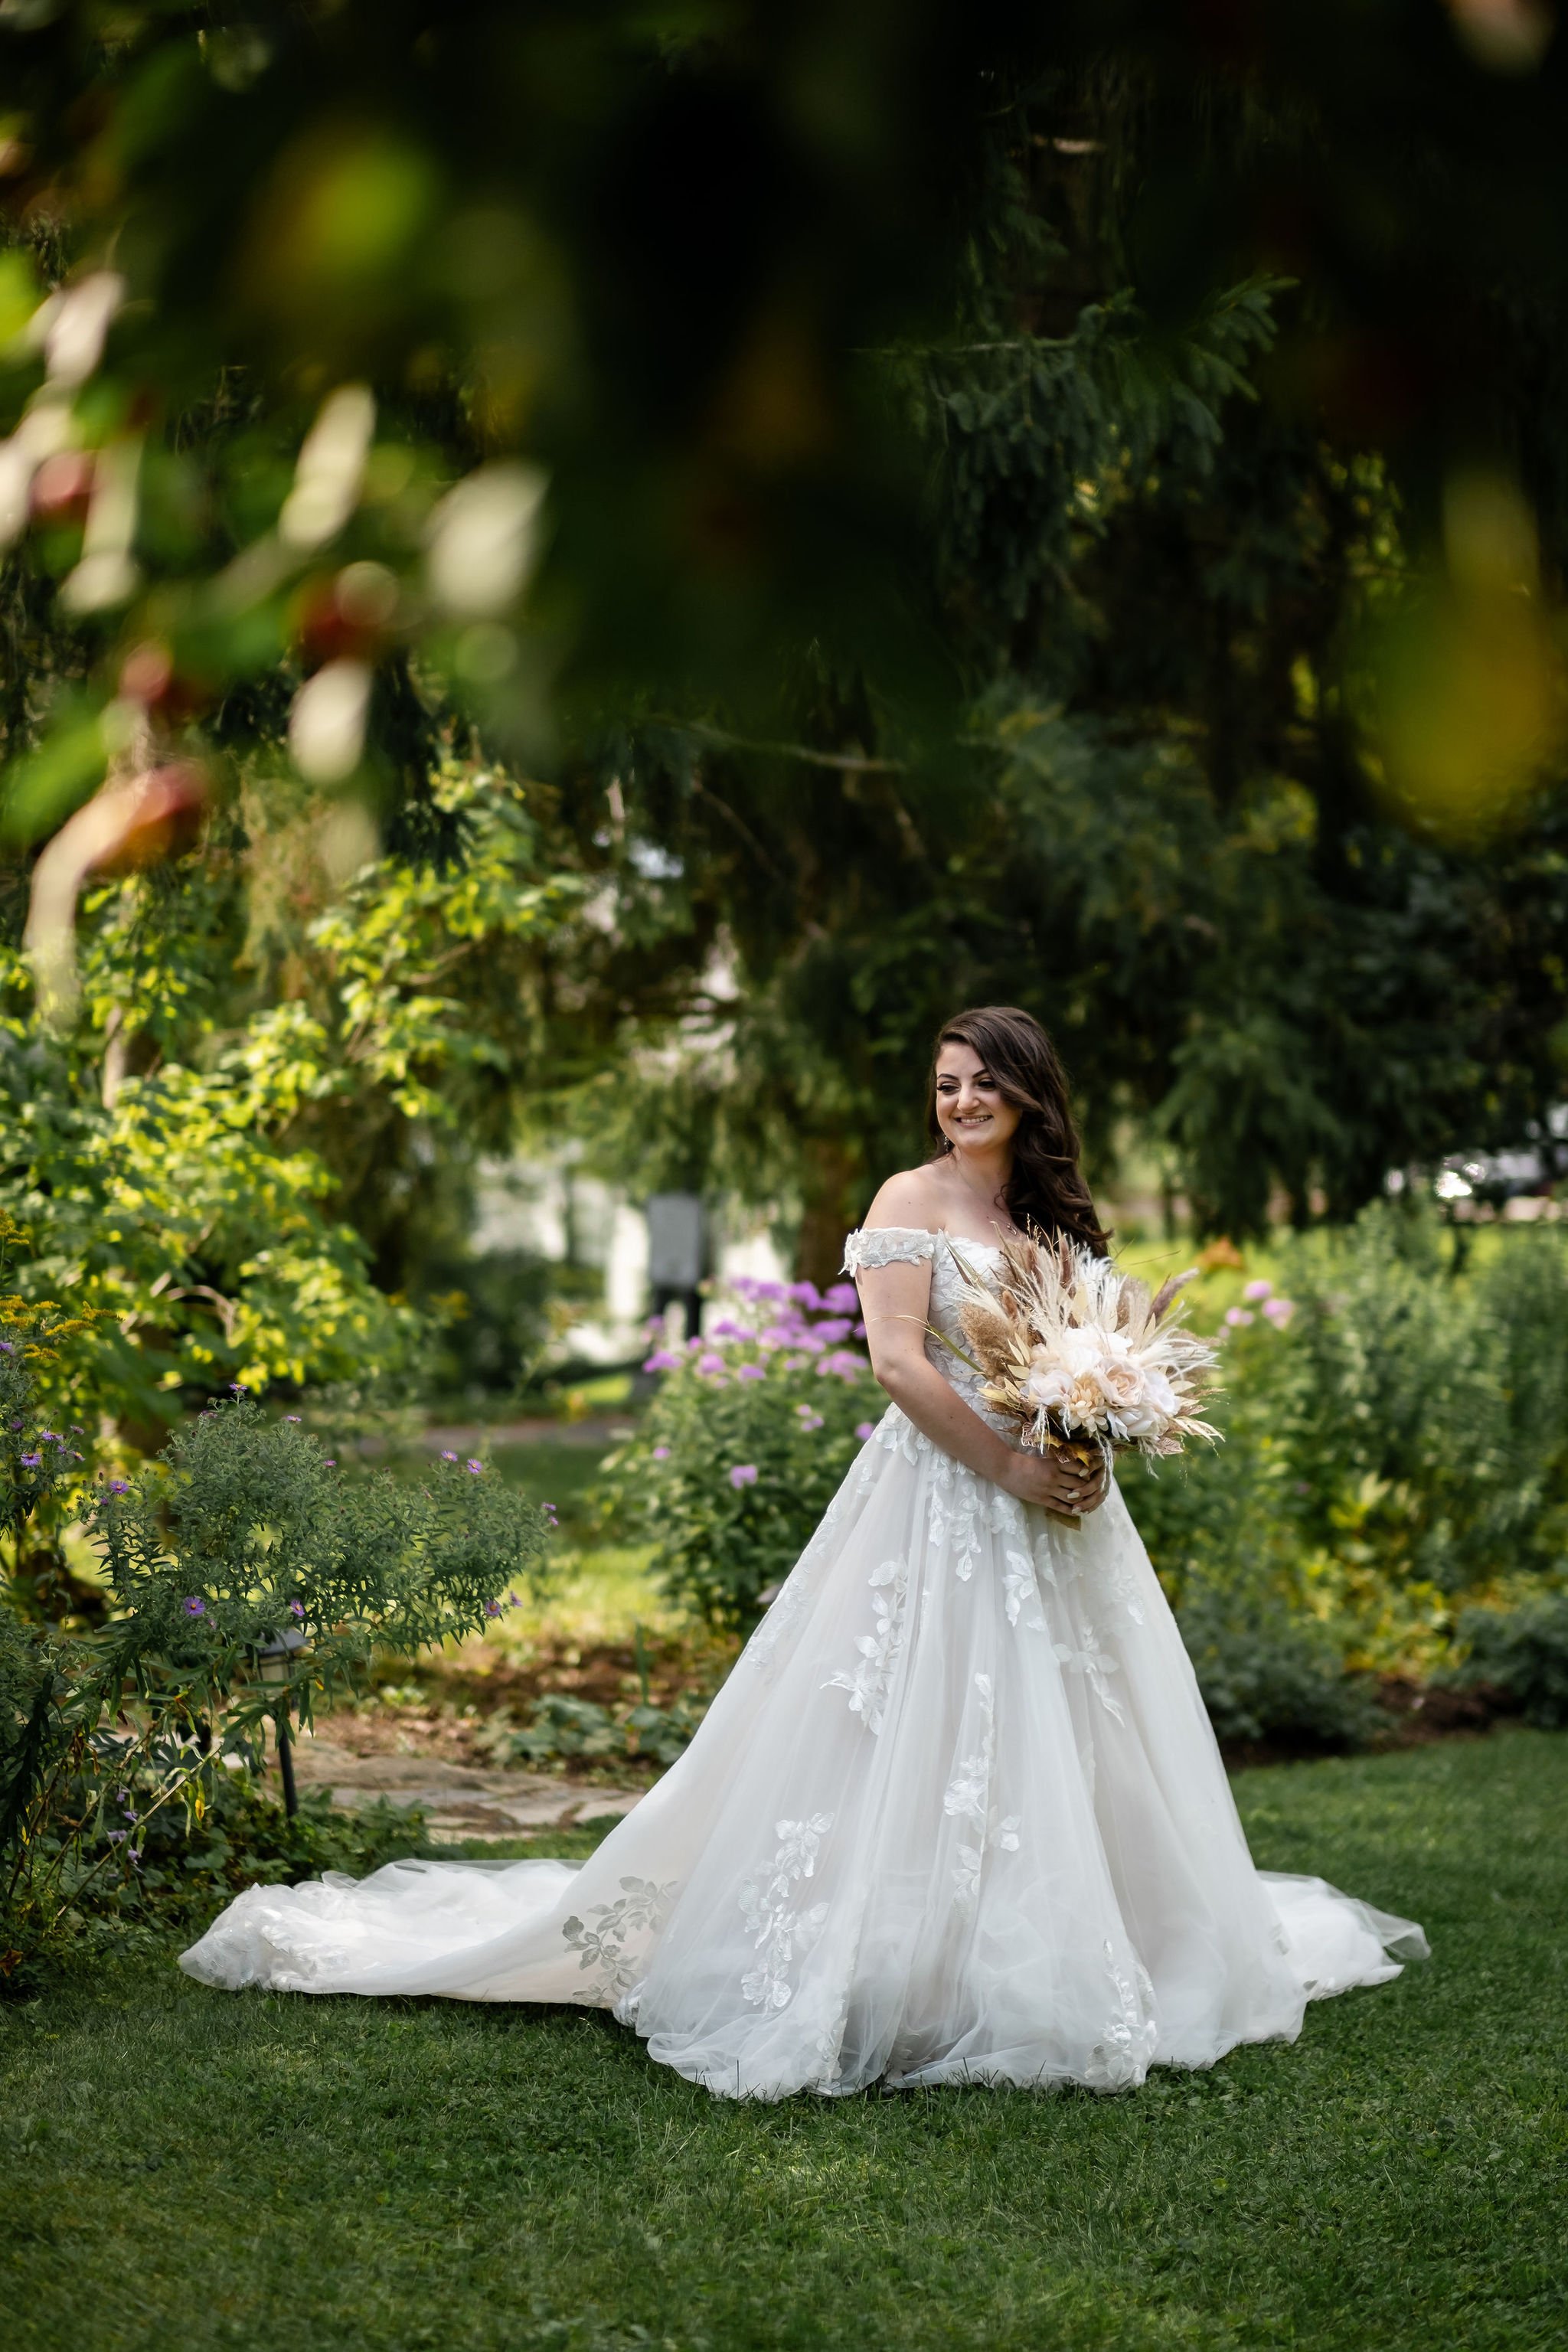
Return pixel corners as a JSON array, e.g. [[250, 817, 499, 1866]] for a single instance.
[[283, 1730, 645, 1844]]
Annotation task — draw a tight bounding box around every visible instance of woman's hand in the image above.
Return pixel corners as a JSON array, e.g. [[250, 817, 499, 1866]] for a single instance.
[[999, 1442, 1109, 1517]]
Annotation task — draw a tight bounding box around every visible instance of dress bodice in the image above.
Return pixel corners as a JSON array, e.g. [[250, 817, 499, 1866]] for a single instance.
[[841, 1226, 1012, 1436]]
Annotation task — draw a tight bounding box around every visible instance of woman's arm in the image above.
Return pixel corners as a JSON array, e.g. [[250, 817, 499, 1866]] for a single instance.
[[854, 1251, 1107, 1516]]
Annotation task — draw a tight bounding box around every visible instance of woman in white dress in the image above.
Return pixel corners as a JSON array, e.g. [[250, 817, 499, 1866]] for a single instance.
[[181, 1004, 1426, 2097]]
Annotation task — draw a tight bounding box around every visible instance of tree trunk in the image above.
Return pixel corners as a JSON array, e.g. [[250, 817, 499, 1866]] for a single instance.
[[795, 1135, 864, 1291]]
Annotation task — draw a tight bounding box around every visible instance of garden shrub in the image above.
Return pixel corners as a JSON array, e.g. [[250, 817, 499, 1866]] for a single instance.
[[2, 1372, 554, 1954], [1453, 1593, 1568, 1729], [1271, 1207, 1568, 1594], [1125, 1204, 1568, 1700], [1175, 1589, 1382, 1749], [482, 1690, 710, 1770], [604, 1276, 884, 1629], [6, 1766, 429, 1984]]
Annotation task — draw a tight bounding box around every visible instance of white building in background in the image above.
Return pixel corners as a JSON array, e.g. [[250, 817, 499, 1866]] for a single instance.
[[469, 1153, 790, 1366]]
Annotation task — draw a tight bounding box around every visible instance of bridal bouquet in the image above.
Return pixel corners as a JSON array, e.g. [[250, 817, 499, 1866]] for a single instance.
[[951, 1233, 1221, 1523]]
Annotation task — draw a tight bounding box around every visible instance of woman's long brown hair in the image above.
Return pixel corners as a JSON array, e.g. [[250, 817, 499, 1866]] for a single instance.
[[926, 1005, 1109, 1258]]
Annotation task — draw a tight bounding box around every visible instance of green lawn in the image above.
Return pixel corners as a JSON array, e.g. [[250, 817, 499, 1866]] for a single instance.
[[3, 1730, 1564, 2352]]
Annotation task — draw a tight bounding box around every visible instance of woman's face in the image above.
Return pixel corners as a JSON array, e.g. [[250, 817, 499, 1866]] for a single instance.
[[933, 1040, 1022, 1159]]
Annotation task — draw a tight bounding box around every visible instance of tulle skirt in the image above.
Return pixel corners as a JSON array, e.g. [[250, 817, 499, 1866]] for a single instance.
[[180, 1409, 1426, 2097]]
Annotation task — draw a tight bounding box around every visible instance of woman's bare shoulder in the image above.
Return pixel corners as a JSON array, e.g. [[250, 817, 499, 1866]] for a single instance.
[[863, 1165, 947, 1231]]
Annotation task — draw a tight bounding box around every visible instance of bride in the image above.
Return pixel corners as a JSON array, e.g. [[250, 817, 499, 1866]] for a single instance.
[[181, 1004, 1426, 2096]]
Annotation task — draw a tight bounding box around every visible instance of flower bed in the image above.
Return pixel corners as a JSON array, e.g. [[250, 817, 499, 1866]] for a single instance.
[[604, 1276, 885, 1629]]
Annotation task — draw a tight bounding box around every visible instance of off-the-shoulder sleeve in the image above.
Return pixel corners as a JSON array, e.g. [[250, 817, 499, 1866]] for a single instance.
[[842, 1227, 938, 1276]]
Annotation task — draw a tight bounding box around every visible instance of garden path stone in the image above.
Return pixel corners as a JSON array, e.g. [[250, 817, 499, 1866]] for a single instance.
[[276, 1730, 645, 1842]]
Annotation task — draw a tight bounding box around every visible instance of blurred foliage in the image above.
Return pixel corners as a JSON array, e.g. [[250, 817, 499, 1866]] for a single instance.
[[3, 6, 1568, 1279]]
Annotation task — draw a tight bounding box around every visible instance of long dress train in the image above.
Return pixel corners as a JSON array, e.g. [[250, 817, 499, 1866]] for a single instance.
[[180, 1227, 1427, 2098]]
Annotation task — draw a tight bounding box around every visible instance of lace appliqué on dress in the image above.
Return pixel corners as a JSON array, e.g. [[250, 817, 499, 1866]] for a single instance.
[[825, 1557, 910, 1734], [841, 1227, 938, 1275], [739, 1815, 834, 2012], [562, 1874, 678, 2001], [942, 1673, 1021, 1913], [1051, 1619, 1127, 1724], [1002, 1545, 1047, 1632], [1086, 1939, 1159, 2089], [872, 1405, 927, 1465]]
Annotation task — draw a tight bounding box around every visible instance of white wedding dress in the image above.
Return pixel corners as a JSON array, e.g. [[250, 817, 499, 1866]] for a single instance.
[[181, 1227, 1427, 2097]]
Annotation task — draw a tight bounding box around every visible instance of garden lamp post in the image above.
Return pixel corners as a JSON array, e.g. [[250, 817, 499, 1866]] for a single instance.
[[256, 1623, 309, 1818]]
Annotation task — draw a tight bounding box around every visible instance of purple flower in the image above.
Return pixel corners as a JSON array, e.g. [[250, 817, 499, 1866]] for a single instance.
[[19, 1452, 40, 1468], [696, 1354, 726, 1377], [652, 1445, 671, 1460], [8, 1418, 19, 1429], [728, 1463, 759, 1488], [484, 1599, 502, 1618], [108, 1477, 130, 1495], [854, 1421, 876, 1442], [106, 1829, 126, 1844], [1263, 1296, 1296, 1328], [288, 1599, 305, 1618], [466, 1459, 483, 1474], [788, 1281, 823, 1309], [822, 1283, 859, 1315], [284, 1414, 302, 1423], [1242, 1279, 1273, 1303], [642, 1349, 681, 1373], [0, 1340, 13, 1354], [1223, 1307, 1254, 1328], [127, 1847, 142, 1866], [737, 1363, 766, 1381], [440, 1449, 458, 1461], [182, 1596, 207, 1616], [795, 1409, 824, 1432], [324, 1459, 337, 1468], [229, 1382, 248, 1395], [810, 1318, 852, 1344], [39, 1429, 58, 1442], [709, 1318, 754, 1341]]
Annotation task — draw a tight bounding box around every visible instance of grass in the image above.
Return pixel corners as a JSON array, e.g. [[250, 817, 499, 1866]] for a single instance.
[[436, 1439, 715, 1687], [4, 1730, 1566, 2352]]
